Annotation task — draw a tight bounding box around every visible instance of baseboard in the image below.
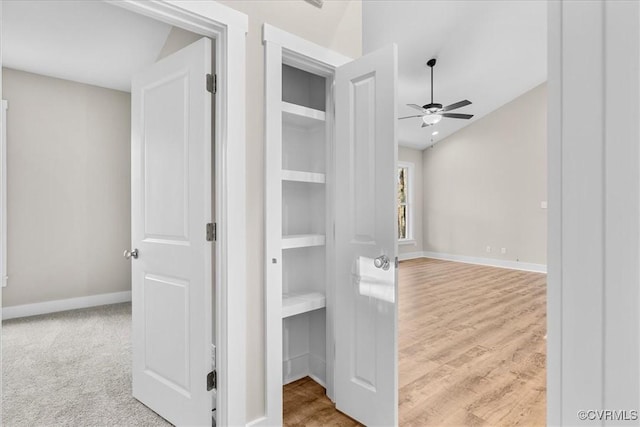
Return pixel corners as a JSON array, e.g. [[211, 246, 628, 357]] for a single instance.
[[308, 354, 326, 388], [403, 251, 547, 273], [282, 352, 327, 388], [246, 416, 269, 427], [2, 290, 132, 320], [283, 353, 310, 385], [398, 251, 425, 261]]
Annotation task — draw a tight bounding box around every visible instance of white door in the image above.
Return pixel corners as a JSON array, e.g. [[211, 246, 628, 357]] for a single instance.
[[334, 44, 399, 426], [130, 38, 213, 426]]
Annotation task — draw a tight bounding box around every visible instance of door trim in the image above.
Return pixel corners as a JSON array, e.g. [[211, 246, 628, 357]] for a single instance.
[[0, 1, 248, 425], [261, 24, 351, 427], [1, 100, 6, 290], [108, 2, 248, 425]]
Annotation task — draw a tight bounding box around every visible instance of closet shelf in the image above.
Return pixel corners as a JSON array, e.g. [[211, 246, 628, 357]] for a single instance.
[[282, 292, 326, 318], [282, 101, 326, 129], [282, 169, 326, 184], [282, 234, 325, 249]]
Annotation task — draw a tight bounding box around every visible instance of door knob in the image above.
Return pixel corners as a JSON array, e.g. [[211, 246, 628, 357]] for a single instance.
[[374, 254, 391, 271], [124, 249, 139, 260]]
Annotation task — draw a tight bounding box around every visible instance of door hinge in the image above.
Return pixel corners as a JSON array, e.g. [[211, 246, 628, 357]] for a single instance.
[[206, 73, 217, 94], [207, 370, 217, 391], [395, 256, 399, 268], [206, 223, 216, 241]]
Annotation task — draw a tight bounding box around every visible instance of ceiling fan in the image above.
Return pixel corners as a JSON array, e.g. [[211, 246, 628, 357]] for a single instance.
[[400, 58, 474, 127]]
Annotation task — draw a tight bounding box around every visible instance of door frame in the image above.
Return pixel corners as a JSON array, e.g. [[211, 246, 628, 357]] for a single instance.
[[260, 24, 351, 427], [547, 1, 640, 424], [0, 1, 248, 425]]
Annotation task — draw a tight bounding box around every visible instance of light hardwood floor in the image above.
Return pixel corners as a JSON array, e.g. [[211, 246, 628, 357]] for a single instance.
[[283, 258, 546, 426], [397, 258, 546, 426], [283, 377, 361, 426]]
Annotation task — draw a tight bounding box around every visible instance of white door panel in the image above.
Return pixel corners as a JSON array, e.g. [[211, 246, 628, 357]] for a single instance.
[[334, 44, 398, 426], [131, 37, 213, 426]]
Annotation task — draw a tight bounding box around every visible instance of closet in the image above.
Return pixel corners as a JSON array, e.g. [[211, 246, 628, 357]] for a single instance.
[[280, 64, 330, 386], [265, 60, 332, 390], [264, 24, 398, 427]]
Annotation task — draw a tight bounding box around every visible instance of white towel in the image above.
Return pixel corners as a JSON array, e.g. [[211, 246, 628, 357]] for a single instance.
[[355, 256, 395, 303]]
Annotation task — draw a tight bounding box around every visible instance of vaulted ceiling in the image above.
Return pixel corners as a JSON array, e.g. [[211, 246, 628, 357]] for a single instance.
[[363, 1, 547, 149], [2, 1, 173, 92], [3, 0, 546, 130]]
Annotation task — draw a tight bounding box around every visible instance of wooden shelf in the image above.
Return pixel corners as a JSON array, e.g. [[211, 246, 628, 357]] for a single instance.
[[282, 102, 325, 129], [282, 169, 326, 184], [282, 292, 326, 318], [282, 234, 325, 249]]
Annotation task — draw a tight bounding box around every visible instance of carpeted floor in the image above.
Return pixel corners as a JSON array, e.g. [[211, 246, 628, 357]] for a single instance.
[[2, 302, 170, 426]]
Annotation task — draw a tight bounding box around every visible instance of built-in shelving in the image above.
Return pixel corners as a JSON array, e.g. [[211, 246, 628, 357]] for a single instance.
[[282, 292, 326, 318], [282, 169, 326, 184], [282, 101, 325, 129], [269, 60, 330, 393], [282, 234, 325, 249]]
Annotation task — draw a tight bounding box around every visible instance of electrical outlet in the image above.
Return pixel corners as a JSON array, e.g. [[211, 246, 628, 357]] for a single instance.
[[501, 248, 507, 254], [541, 201, 548, 209], [486, 246, 491, 253]]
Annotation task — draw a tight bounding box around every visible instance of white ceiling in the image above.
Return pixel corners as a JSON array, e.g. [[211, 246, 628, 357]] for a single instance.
[[364, 0, 547, 149], [2, 1, 173, 92]]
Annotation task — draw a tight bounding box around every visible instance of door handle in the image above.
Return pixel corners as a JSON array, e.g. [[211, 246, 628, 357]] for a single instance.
[[123, 249, 139, 260], [374, 255, 391, 271]]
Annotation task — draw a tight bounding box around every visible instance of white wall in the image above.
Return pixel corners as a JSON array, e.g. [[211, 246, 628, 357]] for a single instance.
[[216, 1, 362, 421], [398, 146, 423, 257], [1, 68, 131, 307], [421, 83, 547, 266], [156, 26, 202, 61]]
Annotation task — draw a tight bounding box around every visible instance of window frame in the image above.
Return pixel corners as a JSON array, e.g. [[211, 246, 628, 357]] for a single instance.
[[397, 161, 414, 244]]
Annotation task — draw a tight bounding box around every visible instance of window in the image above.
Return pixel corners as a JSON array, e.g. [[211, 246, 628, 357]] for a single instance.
[[398, 162, 412, 241]]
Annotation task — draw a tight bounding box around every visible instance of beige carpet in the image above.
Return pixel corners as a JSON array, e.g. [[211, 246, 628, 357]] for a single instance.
[[2, 303, 170, 426]]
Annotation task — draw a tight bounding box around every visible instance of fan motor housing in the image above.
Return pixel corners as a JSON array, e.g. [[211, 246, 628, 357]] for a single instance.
[[422, 103, 442, 112]]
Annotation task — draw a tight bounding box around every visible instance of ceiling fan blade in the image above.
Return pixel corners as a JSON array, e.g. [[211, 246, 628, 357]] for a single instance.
[[407, 103, 427, 112], [399, 115, 423, 120], [442, 113, 474, 120], [442, 100, 472, 112]]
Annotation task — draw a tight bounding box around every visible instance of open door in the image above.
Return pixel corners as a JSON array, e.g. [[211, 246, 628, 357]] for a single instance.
[[130, 38, 213, 426], [334, 44, 399, 426]]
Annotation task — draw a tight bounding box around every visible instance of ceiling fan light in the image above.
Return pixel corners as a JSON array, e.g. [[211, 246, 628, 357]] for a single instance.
[[422, 114, 442, 125]]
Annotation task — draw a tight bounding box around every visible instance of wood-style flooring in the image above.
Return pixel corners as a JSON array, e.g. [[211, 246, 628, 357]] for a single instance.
[[397, 258, 546, 426], [283, 377, 361, 426], [283, 258, 547, 426]]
